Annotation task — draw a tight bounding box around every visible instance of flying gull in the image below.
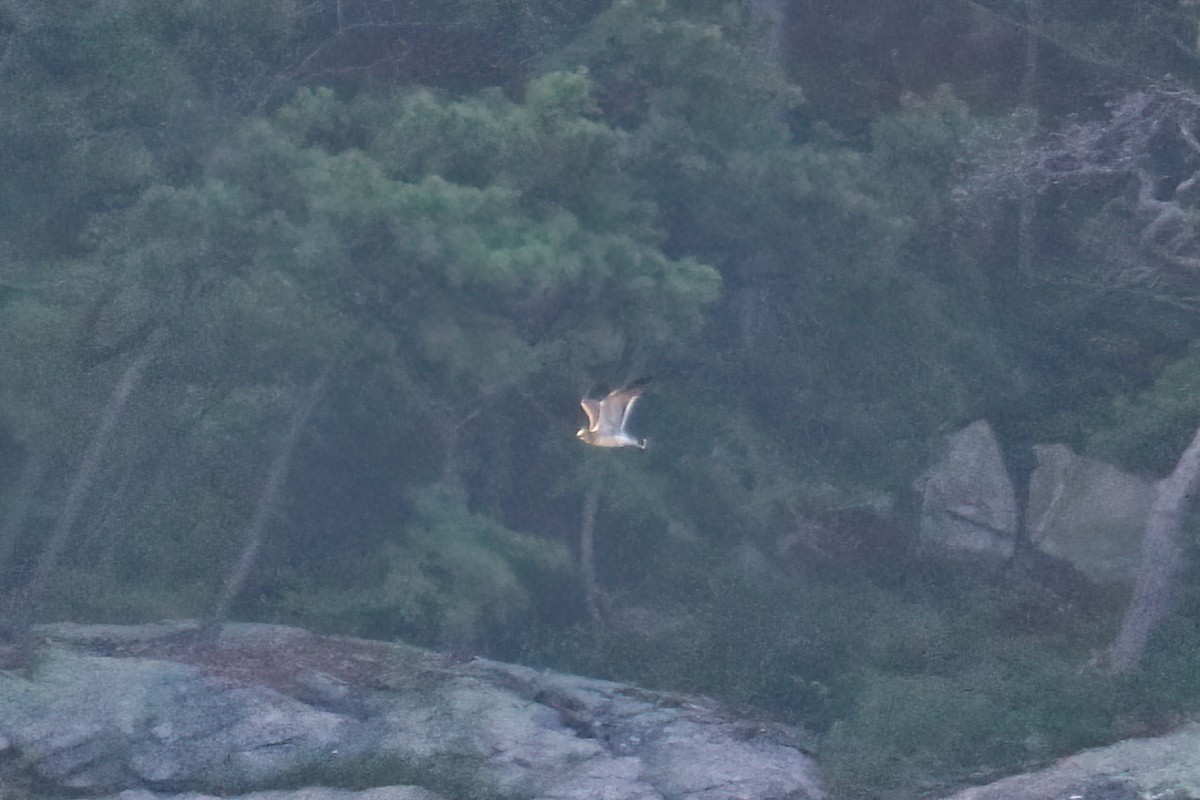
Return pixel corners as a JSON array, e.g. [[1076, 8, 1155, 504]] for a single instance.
[[577, 380, 648, 449]]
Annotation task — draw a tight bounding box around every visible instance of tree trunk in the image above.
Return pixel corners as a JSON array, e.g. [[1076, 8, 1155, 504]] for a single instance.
[[2, 328, 165, 638], [0, 440, 51, 585], [580, 487, 603, 624], [209, 366, 331, 626], [1105, 423, 1200, 672], [1016, 0, 1039, 282]]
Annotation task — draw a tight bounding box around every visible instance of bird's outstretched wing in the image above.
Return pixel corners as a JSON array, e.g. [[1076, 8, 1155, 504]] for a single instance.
[[600, 382, 646, 433], [595, 390, 620, 433], [580, 398, 602, 431], [617, 389, 643, 431]]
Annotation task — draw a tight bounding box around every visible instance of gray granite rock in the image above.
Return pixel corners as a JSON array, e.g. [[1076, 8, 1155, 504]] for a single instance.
[[941, 722, 1200, 800], [915, 420, 1018, 560], [1025, 443, 1155, 582], [99, 790, 443, 800], [0, 622, 823, 800]]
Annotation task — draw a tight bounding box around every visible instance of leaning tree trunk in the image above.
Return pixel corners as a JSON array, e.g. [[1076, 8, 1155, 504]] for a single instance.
[[579, 487, 603, 625], [1016, 0, 1040, 282], [209, 366, 331, 627], [0, 440, 51, 582], [1105, 423, 1200, 672], [1, 328, 166, 639]]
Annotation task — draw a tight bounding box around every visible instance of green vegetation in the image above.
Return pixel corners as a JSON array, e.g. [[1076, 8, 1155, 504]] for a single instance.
[[269, 752, 495, 800], [4, 0, 1200, 797]]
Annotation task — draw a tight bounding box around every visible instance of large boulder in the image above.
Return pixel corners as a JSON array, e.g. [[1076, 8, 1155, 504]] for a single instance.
[[0, 622, 824, 800], [915, 420, 1019, 560], [1025, 444, 1155, 582], [941, 722, 1200, 800]]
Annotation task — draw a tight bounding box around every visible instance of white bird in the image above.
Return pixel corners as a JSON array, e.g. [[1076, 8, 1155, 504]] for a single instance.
[[576, 380, 649, 449]]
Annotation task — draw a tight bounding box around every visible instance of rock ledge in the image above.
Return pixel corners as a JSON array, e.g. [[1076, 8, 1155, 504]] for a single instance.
[[0, 622, 823, 800]]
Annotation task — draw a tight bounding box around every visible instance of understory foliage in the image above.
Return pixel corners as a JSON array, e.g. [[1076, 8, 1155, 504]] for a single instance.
[[4, 0, 1200, 797]]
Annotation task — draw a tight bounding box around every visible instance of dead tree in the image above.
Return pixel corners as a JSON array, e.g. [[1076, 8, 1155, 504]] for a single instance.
[[1105, 425, 1200, 672], [960, 86, 1200, 670], [960, 86, 1200, 298]]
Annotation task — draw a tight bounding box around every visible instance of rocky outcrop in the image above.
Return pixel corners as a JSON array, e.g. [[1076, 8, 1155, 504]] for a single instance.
[[915, 420, 1019, 560], [0, 622, 823, 800], [96, 791, 441, 800], [941, 722, 1200, 800], [1025, 444, 1154, 582]]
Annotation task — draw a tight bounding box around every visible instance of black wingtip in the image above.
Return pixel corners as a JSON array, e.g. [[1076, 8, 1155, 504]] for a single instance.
[[627, 376, 652, 390]]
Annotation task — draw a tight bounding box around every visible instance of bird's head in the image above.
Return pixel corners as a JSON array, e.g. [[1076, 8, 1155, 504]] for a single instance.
[[576, 428, 588, 440]]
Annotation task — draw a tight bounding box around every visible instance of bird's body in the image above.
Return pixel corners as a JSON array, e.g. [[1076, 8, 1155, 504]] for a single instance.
[[577, 381, 648, 449]]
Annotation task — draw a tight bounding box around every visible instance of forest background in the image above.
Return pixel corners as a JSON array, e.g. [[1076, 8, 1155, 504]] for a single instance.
[[4, 0, 1200, 796]]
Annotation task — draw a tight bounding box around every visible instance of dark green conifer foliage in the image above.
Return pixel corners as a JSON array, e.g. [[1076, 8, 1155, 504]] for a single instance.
[[5, 1, 1200, 796], [1, 59, 720, 641], [0, 0, 323, 260]]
